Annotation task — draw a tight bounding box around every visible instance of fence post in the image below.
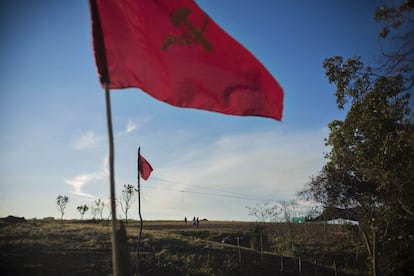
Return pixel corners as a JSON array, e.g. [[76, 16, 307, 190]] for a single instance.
[[260, 231, 263, 264], [237, 237, 241, 264], [280, 255, 283, 272]]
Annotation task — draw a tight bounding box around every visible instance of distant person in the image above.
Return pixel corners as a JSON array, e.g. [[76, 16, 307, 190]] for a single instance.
[[196, 217, 199, 228], [192, 216, 196, 226], [184, 217, 187, 224]]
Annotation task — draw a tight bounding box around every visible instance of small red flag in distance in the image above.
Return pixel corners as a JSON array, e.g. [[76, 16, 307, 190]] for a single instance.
[[90, 0, 283, 121], [139, 154, 153, 181]]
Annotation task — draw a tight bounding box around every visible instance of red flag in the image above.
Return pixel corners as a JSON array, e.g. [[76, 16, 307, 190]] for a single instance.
[[139, 154, 153, 180], [90, 0, 283, 121]]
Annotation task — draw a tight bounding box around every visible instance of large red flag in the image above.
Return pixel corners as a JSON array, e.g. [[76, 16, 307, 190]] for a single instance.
[[139, 154, 153, 181], [90, 0, 283, 121]]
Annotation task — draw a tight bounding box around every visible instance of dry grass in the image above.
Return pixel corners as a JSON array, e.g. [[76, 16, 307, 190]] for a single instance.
[[0, 219, 367, 275]]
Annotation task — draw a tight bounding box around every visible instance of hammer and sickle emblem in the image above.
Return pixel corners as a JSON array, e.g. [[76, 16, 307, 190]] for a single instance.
[[162, 7, 211, 51]]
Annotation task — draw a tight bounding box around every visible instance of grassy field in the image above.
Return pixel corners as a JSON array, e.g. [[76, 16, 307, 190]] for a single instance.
[[0, 218, 368, 275]]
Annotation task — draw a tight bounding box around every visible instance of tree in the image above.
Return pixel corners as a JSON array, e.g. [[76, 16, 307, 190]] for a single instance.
[[120, 184, 136, 226], [91, 199, 105, 220], [91, 204, 98, 220], [376, 1, 414, 88], [246, 201, 280, 222], [300, 2, 414, 275], [56, 195, 69, 221], [95, 198, 105, 220], [106, 200, 116, 220], [77, 204, 89, 219], [280, 200, 298, 254], [280, 200, 298, 224], [246, 201, 277, 261]]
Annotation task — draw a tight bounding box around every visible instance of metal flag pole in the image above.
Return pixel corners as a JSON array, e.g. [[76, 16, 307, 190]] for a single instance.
[[135, 146, 144, 275], [104, 82, 121, 276], [137, 147, 144, 257], [90, 1, 123, 274]]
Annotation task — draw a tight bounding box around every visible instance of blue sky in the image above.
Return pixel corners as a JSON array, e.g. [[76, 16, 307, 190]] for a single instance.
[[0, 0, 389, 220]]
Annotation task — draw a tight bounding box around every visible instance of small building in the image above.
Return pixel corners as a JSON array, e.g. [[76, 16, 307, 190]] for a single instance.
[[326, 218, 359, 225], [292, 217, 306, 223], [314, 206, 359, 225]]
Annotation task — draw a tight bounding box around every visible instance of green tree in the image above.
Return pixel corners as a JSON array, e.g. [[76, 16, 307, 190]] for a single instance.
[[300, 2, 413, 275], [120, 184, 136, 226], [56, 195, 69, 221], [77, 204, 89, 219]]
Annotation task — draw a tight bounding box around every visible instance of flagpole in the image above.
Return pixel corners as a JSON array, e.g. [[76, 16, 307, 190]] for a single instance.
[[104, 82, 121, 276], [137, 147, 143, 258]]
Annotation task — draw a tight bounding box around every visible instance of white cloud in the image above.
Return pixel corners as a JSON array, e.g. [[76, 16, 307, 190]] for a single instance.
[[66, 127, 328, 220], [116, 118, 147, 137], [72, 130, 103, 150], [125, 119, 137, 134], [64, 156, 109, 199], [102, 154, 109, 177], [72, 119, 142, 151], [138, 128, 328, 220], [65, 174, 97, 198]]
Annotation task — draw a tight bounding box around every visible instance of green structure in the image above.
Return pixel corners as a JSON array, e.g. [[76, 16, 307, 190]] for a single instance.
[[292, 217, 306, 223]]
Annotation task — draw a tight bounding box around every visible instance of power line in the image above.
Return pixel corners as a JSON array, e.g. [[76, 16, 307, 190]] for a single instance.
[[151, 175, 271, 200], [144, 175, 279, 202]]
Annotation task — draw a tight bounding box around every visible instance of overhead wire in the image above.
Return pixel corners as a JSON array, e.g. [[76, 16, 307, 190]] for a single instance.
[[144, 175, 280, 203]]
